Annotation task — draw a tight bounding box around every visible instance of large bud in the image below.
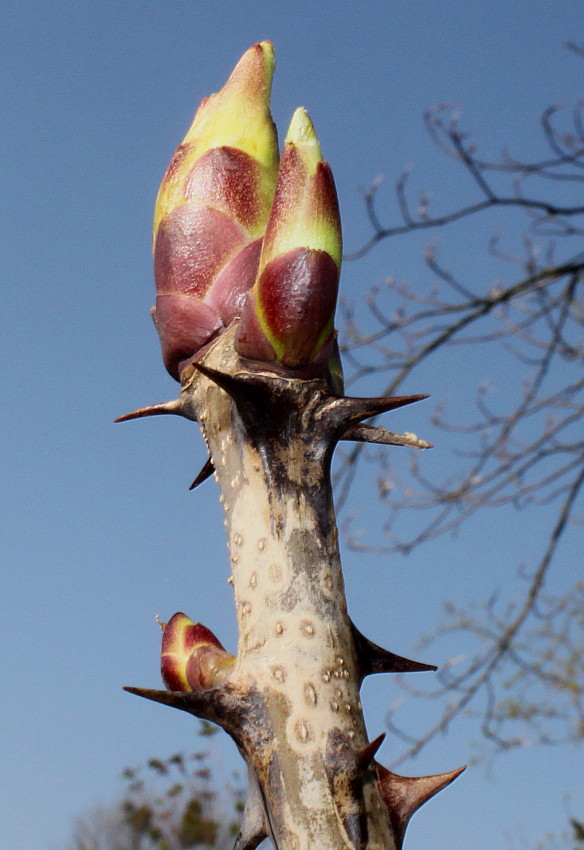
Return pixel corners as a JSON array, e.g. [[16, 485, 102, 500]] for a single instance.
[[152, 43, 279, 380], [160, 612, 235, 692], [235, 107, 342, 370]]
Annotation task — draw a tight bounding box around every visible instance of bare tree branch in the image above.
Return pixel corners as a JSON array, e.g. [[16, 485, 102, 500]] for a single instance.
[[337, 64, 584, 763]]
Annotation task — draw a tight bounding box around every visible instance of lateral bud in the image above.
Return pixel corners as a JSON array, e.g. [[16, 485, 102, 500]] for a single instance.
[[161, 612, 235, 692], [236, 107, 342, 372]]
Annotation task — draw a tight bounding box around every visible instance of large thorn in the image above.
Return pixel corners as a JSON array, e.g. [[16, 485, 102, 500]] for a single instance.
[[351, 621, 437, 680], [124, 685, 216, 713], [189, 458, 215, 490], [192, 362, 271, 405], [342, 422, 433, 450], [115, 398, 194, 422], [233, 761, 269, 850], [193, 362, 315, 433], [376, 763, 466, 850], [123, 685, 240, 738], [319, 394, 429, 436], [124, 685, 208, 713]]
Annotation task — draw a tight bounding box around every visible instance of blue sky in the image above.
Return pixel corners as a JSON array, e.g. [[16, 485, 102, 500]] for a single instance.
[[2, 2, 582, 848]]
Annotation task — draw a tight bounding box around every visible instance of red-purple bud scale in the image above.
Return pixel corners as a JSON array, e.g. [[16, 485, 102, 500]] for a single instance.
[[235, 108, 342, 371], [160, 612, 234, 693], [151, 42, 279, 380]]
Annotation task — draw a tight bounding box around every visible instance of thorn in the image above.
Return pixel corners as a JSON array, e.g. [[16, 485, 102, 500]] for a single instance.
[[193, 362, 256, 397], [192, 362, 281, 416], [191, 361, 238, 390], [351, 621, 437, 679], [342, 423, 433, 450], [320, 394, 429, 434], [326, 729, 384, 778], [124, 682, 243, 743], [123, 685, 235, 734], [376, 763, 466, 849], [115, 398, 193, 422], [325, 728, 376, 850], [124, 686, 196, 710], [189, 458, 214, 490], [356, 733, 386, 771], [155, 614, 166, 631]]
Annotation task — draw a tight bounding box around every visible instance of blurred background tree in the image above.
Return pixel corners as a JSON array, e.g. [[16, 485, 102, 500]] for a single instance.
[[68, 724, 243, 850], [337, 43, 583, 769]]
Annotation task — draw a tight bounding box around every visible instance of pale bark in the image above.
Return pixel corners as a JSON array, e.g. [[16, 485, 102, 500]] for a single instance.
[[124, 324, 463, 850]]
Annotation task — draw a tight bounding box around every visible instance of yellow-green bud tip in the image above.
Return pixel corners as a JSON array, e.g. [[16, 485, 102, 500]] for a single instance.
[[182, 41, 277, 161], [285, 108, 322, 174]]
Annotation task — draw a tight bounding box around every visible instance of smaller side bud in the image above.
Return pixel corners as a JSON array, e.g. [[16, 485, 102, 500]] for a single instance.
[[161, 612, 235, 692], [236, 107, 342, 370]]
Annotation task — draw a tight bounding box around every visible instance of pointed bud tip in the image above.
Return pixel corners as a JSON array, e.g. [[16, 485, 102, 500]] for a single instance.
[[237, 40, 275, 82], [258, 40, 275, 72], [285, 107, 323, 167], [209, 41, 275, 124], [185, 40, 277, 148]]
